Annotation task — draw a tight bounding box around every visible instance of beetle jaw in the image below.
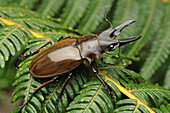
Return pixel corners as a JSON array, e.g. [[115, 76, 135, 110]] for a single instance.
[[98, 20, 135, 41]]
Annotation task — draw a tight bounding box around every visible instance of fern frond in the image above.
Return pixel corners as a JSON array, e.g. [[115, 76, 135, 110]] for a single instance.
[[37, 0, 65, 17], [0, 6, 39, 18], [12, 17, 63, 31], [152, 104, 170, 113], [60, 0, 88, 28], [124, 0, 163, 57], [0, 25, 30, 68], [78, 0, 114, 34], [114, 99, 150, 113], [140, 4, 170, 80], [99, 68, 155, 113], [100, 66, 145, 83], [0, 5, 62, 31], [10, 38, 47, 113], [17, 0, 38, 9], [0, 17, 52, 41], [164, 64, 170, 89], [111, 0, 139, 38], [66, 81, 114, 113], [129, 83, 170, 107], [40, 65, 88, 113]]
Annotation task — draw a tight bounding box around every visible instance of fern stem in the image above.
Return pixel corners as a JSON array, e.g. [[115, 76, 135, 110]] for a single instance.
[[0, 17, 52, 42], [98, 70, 155, 113]]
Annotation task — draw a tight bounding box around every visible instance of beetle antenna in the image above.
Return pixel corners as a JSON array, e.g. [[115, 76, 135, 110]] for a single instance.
[[105, 6, 113, 27]]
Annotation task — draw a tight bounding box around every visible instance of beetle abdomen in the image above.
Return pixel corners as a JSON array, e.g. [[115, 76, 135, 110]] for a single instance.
[[30, 58, 82, 78], [29, 46, 82, 78]]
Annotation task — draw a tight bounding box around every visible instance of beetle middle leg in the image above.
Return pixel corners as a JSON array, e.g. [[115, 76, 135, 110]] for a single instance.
[[54, 72, 74, 113], [91, 60, 115, 104]]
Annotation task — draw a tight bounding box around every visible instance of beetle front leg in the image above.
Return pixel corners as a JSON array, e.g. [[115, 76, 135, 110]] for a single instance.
[[19, 40, 55, 59], [16, 40, 55, 68], [91, 60, 115, 104], [73, 37, 83, 59]]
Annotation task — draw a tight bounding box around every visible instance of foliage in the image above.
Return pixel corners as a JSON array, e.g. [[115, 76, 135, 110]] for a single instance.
[[0, 0, 170, 113]]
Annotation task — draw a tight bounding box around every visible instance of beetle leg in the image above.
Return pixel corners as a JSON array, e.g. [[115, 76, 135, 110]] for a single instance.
[[91, 60, 115, 105], [58, 36, 73, 42], [66, 36, 73, 38], [16, 40, 55, 68], [73, 38, 83, 59], [57, 36, 64, 42], [19, 75, 58, 113], [55, 73, 73, 113], [118, 45, 126, 65], [114, 42, 126, 65], [20, 40, 55, 59]]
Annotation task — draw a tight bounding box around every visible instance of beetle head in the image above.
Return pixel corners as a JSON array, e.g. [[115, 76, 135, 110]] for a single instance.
[[98, 6, 141, 65]]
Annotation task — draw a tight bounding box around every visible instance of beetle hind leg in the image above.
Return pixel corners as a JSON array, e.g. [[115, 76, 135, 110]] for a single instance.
[[19, 75, 58, 113]]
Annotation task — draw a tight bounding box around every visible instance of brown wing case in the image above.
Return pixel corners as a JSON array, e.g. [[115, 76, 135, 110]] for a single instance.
[[30, 55, 82, 78]]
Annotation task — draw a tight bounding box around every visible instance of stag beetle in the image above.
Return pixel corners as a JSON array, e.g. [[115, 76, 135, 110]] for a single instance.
[[17, 6, 141, 113]]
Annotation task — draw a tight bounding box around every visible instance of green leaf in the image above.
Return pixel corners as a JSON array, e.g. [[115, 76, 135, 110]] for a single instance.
[[111, 0, 139, 38], [124, 0, 163, 57], [38, 0, 65, 16], [78, 0, 114, 34], [0, 25, 31, 68], [60, 0, 88, 28], [140, 4, 170, 80], [67, 81, 114, 113], [164, 64, 170, 89]]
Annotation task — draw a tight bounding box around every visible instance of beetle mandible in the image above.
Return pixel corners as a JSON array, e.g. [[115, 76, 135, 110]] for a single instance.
[[17, 6, 141, 113]]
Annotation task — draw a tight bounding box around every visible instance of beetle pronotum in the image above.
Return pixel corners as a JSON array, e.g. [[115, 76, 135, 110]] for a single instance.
[[17, 6, 141, 113]]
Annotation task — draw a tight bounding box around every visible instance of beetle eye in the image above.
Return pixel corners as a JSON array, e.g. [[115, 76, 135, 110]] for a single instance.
[[110, 45, 114, 48], [108, 44, 115, 51]]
